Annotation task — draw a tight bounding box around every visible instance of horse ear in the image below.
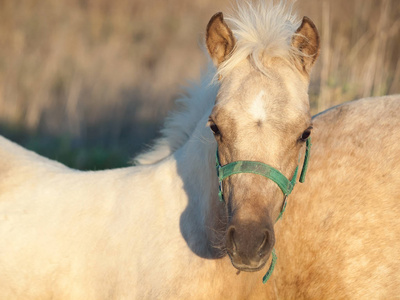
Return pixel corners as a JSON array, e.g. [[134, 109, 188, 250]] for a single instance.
[[206, 12, 235, 66], [292, 16, 320, 75]]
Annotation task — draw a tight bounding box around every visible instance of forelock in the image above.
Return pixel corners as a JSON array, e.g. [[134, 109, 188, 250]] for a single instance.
[[216, 0, 302, 79]]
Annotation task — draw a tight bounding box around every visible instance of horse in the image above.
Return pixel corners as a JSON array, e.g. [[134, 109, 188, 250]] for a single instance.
[[0, 1, 399, 299]]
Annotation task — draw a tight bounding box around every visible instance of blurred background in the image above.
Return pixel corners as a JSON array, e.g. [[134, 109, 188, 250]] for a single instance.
[[0, 0, 399, 170]]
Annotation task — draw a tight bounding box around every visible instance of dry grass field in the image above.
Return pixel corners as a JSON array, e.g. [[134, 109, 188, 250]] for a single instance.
[[0, 0, 399, 169]]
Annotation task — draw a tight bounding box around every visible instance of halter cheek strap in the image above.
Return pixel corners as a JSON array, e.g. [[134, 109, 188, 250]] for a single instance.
[[215, 138, 312, 283]]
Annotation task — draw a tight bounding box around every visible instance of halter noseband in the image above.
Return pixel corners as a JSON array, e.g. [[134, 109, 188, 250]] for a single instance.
[[215, 137, 311, 283]]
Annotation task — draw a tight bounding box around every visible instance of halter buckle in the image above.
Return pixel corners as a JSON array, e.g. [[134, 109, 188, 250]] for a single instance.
[[218, 180, 223, 199]]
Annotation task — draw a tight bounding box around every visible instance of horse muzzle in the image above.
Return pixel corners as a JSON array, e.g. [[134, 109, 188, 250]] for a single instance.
[[225, 223, 275, 272]]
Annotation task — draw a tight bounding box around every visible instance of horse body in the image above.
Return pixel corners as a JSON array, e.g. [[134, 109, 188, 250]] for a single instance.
[[1, 95, 399, 299], [274, 95, 400, 299], [0, 134, 266, 299], [1, 0, 400, 298]]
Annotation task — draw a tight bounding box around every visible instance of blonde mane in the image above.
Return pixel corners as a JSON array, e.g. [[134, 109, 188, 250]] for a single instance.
[[133, 65, 218, 165], [218, 0, 301, 78]]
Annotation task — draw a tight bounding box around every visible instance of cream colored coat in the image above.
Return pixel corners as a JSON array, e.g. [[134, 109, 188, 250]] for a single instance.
[[0, 95, 399, 299]]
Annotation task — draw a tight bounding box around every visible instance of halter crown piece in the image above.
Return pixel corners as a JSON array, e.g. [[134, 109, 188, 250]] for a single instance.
[[215, 138, 312, 283]]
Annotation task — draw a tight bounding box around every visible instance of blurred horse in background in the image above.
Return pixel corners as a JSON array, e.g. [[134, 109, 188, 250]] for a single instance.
[[0, 1, 399, 299]]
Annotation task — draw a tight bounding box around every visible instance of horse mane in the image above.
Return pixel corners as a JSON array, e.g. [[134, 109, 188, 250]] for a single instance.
[[217, 0, 301, 79], [134, 0, 301, 165], [133, 64, 218, 165]]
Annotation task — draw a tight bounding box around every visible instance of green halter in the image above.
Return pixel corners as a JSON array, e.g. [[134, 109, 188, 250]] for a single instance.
[[215, 138, 311, 283]]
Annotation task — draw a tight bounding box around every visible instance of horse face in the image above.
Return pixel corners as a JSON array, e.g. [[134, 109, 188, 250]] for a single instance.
[[206, 11, 319, 271], [209, 62, 311, 271]]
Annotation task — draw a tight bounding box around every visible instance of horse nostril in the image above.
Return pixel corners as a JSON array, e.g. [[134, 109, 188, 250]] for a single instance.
[[258, 230, 270, 257], [227, 226, 237, 253]]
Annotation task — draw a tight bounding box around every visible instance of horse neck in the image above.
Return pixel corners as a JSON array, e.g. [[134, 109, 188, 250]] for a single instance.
[[173, 123, 225, 258]]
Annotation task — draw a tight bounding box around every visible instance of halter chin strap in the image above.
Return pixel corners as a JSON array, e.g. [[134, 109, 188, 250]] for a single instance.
[[215, 137, 311, 283]]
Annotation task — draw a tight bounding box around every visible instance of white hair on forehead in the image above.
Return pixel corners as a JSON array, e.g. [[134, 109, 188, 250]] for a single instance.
[[217, 0, 302, 78]]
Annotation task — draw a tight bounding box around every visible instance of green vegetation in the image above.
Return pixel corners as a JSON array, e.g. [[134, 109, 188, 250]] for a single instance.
[[1, 122, 133, 169]]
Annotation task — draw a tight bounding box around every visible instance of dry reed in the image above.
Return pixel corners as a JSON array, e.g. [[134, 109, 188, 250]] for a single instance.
[[0, 0, 398, 168]]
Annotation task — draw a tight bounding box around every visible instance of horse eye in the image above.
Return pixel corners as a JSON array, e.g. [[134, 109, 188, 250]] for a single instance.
[[300, 129, 311, 141], [210, 123, 220, 135]]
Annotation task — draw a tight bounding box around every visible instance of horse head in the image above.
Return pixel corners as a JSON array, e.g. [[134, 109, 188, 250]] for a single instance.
[[205, 3, 320, 272]]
